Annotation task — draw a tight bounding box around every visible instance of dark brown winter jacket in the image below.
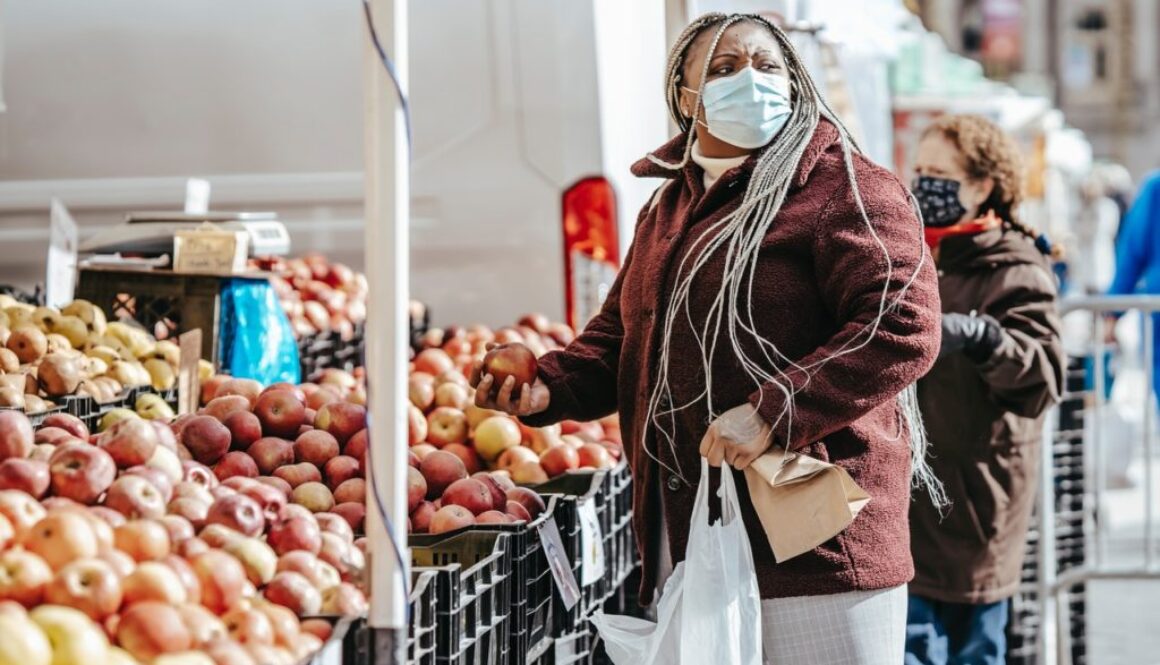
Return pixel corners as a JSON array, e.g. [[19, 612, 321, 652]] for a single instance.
[[523, 121, 942, 603], [911, 228, 1064, 604]]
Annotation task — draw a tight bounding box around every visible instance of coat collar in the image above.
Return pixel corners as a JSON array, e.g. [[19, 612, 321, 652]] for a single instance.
[[630, 119, 841, 191]]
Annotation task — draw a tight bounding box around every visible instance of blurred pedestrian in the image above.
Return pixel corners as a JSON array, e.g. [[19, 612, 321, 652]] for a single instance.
[[907, 114, 1065, 665], [1108, 171, 1160, 395], [474, 12, 943, 664], [1071, 167, 1122, 295]]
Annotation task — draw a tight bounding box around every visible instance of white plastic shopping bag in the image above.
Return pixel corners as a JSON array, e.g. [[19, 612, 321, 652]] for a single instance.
[[591, 460, 763, 665]]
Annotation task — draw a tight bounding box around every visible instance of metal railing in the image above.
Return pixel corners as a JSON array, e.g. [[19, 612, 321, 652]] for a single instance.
[[1037, 295, 1160, 664]]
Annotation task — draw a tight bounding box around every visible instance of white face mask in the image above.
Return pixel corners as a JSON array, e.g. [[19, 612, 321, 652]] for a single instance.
[[684, 68, 792, 149]]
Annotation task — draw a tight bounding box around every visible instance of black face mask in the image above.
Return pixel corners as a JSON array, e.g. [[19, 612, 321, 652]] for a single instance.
[[913, 175, 969, 227]]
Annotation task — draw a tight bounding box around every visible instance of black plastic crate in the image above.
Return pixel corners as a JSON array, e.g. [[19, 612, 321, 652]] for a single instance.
[[410, 570, 439, 665], [61, 390, 134, 434], [411, 530, 514, 665], [549, 625, 596, 665], [299, 331, 337, 382], [2, 405, 64, 429]]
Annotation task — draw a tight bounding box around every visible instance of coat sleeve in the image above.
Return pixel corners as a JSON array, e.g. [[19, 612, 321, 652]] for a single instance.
[[976, 263, 1064, 418], [747, 179, 942, 450], [519, 238, 634, 428], [1108, 174, 1158, 295]]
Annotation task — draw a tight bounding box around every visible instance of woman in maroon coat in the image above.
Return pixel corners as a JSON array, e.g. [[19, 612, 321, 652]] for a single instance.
[[474, 13, 941, 663]]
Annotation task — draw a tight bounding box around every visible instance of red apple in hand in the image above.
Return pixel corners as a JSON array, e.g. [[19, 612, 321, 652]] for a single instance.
[[0, 458, 50, 498], [481, 343, 538, 399], [254, 391, 307, 439]]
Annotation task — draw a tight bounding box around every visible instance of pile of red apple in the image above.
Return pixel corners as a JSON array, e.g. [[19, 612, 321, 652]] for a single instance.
[[404, 315, 623, 535], [0, 390, 368, 664], [252, 254, 367, 342]]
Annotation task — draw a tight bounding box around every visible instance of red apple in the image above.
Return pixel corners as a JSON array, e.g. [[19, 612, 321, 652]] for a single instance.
[[41, 413, 89, 440], [505, 500, 532, 522], [293, 430, 339, 467], [419, 451, 468, 499], [291, 482, 334, 513], [314, 402, 367, 445], [410, 443, 437, 460], [318, 532, 360, 580], [206, 494, 264, 537], [480, 343, 538, 399], [267, 516, 322, 556], [20, 510, 99, 570], [299, 618, 332, 642], [114, 519, 171, 562], [0, 458, 50, 498], [332, 478, 365, 505], [477, 510, 513, 525], [214, 451, 260, 480], [406, 405, 428, 448], [408, 374, 436, 412], [160, 515, 196, 543], [413, 349, 455, 377], [124, 465, 175, 502], [122, 560, 188, 606], [200, 375, 229, 405], [540, 446, 580, 478], [215, 379, 263, 406], [181, 415, 232, 466], [190, 549, 249, 614], [433, 383, 470, 411], [406, 467, 427, 513], [49, 443, 116, 504], [223, 411, 263, 450], [34, 427, 80, 447], [332, 503, 365, 533], [344, 429, 368, 466], [409, 501, 436, 533], [0, 490, 44, 539], [441, 478, 494, 516], [221, 604, 275, 645], [203, 395, 252, 422], [505, 487, 547, 518], [246, 438, 294, 475], [313, 512, 354, 543], [167, 497, 210, 528], [263, 572, 322, 616], [577, 442, 613, 469], [320, 582, 367, 616], [274, 462, 323, 489], [44, 557, 123, 619], [105, 475, 167, 520], [176, 603, 227, 648], [239, 481, 287, 521], [275, 551, 340, 592], [305, 386, 341, 411], [441, 442, 483, 474], [471, 473, 508, 511], [429, 505, 475, 535], [0, 548, 52, 607], [117, 601, 193, 661], [256, 601, 300, 648], [254, 391, 306, 439], [323, 456, 360, 489], [256, 475, 292, 497], [98, 419, 160, 468], [425, 407, 468, 447], [183, 461, 219, 488], [0, 411, 33, 462], [263, 383, 307, 403], [496, 445, 538, 472]]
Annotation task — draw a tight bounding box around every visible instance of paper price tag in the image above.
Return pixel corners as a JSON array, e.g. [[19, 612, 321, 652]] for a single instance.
[[46, 199, 78, 309], [185, 178, 211, 214], [176, 330, 203, 415], [577, 500, 605, 586], [536, 516, 580, 610]]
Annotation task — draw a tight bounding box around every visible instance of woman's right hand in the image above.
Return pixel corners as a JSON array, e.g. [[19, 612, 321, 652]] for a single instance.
[[470, 359, 551, 417]]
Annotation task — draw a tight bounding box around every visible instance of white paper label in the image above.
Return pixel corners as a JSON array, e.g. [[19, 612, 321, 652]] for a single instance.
[[578, 500, 605, 586], [46, 199, 78, 308], [537, 516, 580, 610], [184, 178, 211, 214]]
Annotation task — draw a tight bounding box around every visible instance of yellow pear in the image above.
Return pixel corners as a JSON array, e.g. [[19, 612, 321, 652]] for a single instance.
[[105, 321, 136, 346], [106, 360, 140, 387], [0, 613, 52, 665], [86, 356, 109, 377], [23, 394, 49, 414], [44, 334, 72, 354], [94, 376, 124, 397], [86, 345, 121, 365], [135, 393, 175, 421], [4, 306, 34, 329], [198, 359, 215, 383], [143, 358, 177, 391], [61, 300, 108, 337], [0, 295, 16, 310], [149, 340, 181, 368], [28, 605, 109, 665], [52, 315, 88, 349], [30, 307, 60, 334], [98, 407, 140, 432]]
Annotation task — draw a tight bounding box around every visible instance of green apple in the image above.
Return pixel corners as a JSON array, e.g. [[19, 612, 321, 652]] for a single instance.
[[29, 604, 109, 665]]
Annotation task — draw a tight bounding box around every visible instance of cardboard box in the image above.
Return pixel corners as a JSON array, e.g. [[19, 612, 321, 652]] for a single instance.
[[173, 223, 249, 274]]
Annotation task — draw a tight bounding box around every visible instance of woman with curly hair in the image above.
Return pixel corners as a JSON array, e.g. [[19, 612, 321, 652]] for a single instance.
[[907, 114, 1065, 665]]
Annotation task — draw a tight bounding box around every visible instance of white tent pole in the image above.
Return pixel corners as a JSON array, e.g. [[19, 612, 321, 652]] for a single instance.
[[363, 0, 409, 660]]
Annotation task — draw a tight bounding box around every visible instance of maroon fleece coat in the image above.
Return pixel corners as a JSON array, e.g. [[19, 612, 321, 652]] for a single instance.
[[523, 121, 941, 603]]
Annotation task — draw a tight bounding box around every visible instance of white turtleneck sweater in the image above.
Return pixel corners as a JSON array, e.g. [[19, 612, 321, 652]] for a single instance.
[[691, 141, 749, 190]]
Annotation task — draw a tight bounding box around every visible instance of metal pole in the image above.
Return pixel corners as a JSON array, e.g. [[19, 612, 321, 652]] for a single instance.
[[364, 0, 410, 661], [1037, 405, 1059, 665], [1093, 317, 1107, 567], [1144, 313, 1155, 569]]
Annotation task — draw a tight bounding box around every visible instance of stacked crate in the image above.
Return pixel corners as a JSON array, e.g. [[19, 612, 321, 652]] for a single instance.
[[1007, 357, 1089, 665]]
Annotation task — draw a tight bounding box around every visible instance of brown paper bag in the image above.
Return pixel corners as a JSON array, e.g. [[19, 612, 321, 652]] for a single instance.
[[743, 446, 870, 562]]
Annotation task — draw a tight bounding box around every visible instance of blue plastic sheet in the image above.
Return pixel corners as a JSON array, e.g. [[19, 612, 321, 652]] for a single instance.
[[218, 278, 301, 385]]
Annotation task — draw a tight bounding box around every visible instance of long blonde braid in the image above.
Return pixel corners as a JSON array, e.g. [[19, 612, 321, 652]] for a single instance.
[[642, 13, 944, 506]]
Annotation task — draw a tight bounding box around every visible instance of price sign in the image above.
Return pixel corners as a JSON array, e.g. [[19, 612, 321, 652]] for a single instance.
[[577, 500, 606, 586], [185, 178, 211, 214], [536, 516, 580, 610]]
